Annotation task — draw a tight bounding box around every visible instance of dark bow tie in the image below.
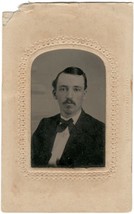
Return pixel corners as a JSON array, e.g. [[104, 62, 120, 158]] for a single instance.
[[56, 118, 74, 133]]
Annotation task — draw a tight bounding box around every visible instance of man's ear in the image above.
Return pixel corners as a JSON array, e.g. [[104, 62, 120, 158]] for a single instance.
[[52, 90, 57, 99], [83, 89, 87, 99]]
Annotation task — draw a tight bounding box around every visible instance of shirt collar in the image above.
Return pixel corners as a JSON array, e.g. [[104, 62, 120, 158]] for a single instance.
[[61, 109, 82, 125]]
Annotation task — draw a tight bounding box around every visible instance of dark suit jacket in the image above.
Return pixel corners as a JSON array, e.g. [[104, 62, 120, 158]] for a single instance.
[[31, 110, 105, 168]]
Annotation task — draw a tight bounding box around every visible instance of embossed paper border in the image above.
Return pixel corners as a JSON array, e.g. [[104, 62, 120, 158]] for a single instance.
[[17, 36, 119, 180], [2, 3, 132, 212]]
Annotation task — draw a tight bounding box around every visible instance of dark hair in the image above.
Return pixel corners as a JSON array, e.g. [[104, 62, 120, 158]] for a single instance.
[[52, 67, 87, 90]]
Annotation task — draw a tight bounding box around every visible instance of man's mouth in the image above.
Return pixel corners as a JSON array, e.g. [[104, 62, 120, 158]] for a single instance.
[[66, 102, 74, 104], [63, 100, 75, 105]]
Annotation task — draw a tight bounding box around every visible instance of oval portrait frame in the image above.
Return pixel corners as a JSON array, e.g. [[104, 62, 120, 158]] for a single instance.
[[17, 37, 119, 181]]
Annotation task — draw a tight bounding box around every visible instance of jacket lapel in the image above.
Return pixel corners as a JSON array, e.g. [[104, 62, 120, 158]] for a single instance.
[[58, 110, 93, 166], [43, 114, 60, 162]]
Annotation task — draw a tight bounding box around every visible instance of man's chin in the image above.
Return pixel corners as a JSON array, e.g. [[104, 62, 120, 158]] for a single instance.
[[64, 108, 75, 116], [65, 105, 74, 110]]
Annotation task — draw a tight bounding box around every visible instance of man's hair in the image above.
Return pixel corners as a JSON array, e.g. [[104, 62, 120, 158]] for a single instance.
[[52, 67, 87, 90]]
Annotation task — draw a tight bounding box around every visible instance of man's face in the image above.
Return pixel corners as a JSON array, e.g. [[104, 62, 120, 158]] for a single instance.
[[54, 73, 87, 118]]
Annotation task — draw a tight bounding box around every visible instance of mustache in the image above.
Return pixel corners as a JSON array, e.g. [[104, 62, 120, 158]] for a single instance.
[[63, 99, 76, 105]]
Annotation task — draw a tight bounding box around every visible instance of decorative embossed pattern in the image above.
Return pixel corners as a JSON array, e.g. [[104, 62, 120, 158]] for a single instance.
[[17, 37, 119, 180]]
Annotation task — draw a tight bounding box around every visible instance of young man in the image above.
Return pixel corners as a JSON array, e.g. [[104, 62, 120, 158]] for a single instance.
[[31, 67, 105, 168]]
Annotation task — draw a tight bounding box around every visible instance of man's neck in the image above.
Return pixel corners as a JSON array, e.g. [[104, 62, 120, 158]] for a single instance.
[[61, 109, 82, 124]]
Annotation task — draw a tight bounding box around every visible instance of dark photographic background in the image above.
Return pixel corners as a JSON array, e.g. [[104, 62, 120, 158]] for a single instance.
[[31, 49, 106, 134]]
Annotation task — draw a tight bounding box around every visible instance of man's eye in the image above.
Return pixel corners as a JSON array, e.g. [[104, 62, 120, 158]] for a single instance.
[[74, 88, 81, 92], [59, 87, 66, 91]]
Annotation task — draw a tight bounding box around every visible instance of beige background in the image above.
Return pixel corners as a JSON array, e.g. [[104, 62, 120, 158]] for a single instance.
[[2, 3, 132, 212], [31, 49, 106, 133]]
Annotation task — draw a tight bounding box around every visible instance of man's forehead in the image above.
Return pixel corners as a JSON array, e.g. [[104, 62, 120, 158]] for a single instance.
[[57, 73, 84, 86]]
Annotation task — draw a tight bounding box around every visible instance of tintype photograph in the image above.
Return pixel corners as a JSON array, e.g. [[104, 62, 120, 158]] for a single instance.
[[31, 49, 106, 168], [2, 2, 132, 212]]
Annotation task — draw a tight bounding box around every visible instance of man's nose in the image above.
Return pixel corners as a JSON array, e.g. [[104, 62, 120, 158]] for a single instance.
[[67, 89, 73, 98]]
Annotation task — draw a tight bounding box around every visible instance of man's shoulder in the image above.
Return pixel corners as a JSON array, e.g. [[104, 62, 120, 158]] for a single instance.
[[33, 113, 60, 133], [39, 113, 60, 124], [85, 112, 104, 124], [81, 111, 105, 128]]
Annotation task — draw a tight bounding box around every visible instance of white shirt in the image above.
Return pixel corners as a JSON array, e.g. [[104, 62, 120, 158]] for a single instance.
[[48, 110, 82, 166]]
